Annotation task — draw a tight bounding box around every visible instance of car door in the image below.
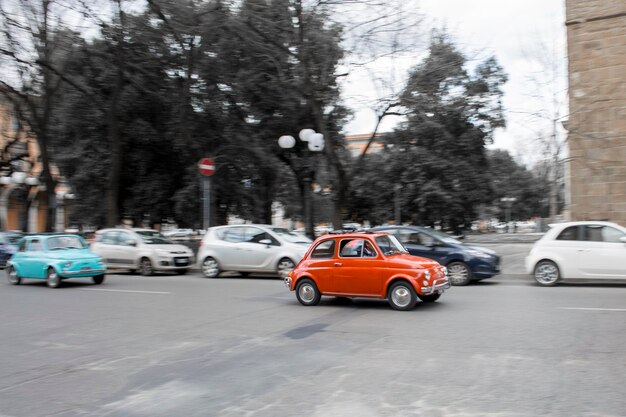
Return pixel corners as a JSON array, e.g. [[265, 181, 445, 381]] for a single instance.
[[236, 227, 282, 270], [93, 231, 121, 267], [24, 239, 46, 278], [548, 225, 586, 278], [333, 238, 382, 296], [115, 231, 140, 267], [577, 225, 626, 278], [214, 226, 249, 269], [302, 239, 336, 293]]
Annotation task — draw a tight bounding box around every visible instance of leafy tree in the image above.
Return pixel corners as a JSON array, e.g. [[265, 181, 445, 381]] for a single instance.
[[350, 32, 508, 231], [486, 149, 550, 221]]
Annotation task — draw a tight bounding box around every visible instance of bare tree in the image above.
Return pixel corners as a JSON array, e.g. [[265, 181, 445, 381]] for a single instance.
[[0, 0, 89, 231], [298, 0, 425, 229], [517, 37, 569, 222]]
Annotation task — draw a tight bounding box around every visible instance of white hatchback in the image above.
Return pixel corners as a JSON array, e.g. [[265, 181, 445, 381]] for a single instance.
[[526, 221, 626, 286], [197, 225, 312, 278], [91, 228, 195, 275]]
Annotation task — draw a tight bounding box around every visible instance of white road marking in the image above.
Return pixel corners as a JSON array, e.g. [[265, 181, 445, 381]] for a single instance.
[[79, 288, 170, 295], [560, 307, 626, 312]]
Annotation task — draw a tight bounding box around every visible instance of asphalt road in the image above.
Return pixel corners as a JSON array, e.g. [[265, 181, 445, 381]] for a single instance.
[[1, 244, 625, 417]]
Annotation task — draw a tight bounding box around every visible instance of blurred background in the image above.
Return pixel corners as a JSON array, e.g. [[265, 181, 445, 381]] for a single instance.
[[0, 0, 623, 238]]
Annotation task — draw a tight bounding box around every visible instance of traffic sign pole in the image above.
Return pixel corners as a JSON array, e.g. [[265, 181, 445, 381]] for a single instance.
[[198, 158, 215, 230], [203, 176, 211, 230]]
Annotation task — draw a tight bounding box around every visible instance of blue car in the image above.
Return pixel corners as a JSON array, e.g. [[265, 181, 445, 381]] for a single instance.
[[370, 226, 500, 285], [6, 234, 106, 288]]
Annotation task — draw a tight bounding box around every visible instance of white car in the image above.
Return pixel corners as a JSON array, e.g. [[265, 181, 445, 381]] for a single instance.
[[163, 228, 194, 239], [525, 221, 626, 286], [91, 228, 195, 275], [198, 224, 312, 278]]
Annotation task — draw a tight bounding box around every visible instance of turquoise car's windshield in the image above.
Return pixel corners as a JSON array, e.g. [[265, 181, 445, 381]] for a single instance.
[[136, 231, 173, 244], [46, 236, 86, 250]]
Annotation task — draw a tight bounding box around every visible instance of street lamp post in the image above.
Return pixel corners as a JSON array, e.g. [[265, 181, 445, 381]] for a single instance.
[[278, 129, 325, 239], [500, 197, 517, 233], [55, 191, 75, 232]]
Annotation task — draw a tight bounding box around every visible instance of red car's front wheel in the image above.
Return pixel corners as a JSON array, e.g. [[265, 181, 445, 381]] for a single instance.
[[388, 281, 417, 311], [295, 278, 321, 306]]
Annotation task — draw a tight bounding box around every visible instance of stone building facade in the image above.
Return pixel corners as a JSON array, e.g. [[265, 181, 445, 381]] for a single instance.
[[565, 1, 626, 226]]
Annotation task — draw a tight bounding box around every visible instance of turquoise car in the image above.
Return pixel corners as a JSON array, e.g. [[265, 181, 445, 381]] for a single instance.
[[6, 234, 106, 288]]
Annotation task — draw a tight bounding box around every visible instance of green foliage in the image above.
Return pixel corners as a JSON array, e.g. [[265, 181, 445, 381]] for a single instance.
[[348, 32, 511, 230], [46, 0, 347, 228]]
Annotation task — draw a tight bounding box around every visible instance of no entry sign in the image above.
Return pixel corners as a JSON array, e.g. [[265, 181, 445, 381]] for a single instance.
[[198, 158, 215, 177]]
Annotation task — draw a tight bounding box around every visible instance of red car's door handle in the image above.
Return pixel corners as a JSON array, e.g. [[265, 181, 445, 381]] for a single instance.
[[334, 262, 342, 267]]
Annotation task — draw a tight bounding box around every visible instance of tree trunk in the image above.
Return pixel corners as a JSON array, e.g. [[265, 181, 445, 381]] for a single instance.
[[105, 83, 122, 227], [105, 5, 126, 228]]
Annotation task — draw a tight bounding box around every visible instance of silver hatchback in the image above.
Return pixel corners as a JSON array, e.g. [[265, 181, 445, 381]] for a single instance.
[[197, 225, 312, 278], [91, 228, 195, 275]]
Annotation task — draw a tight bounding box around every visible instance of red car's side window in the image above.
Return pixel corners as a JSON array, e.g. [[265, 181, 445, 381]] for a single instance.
[[310, 240, 336, 258], [338, 239, 377, 258]]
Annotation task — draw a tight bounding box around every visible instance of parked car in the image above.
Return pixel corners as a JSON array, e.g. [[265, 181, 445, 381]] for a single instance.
[[0, 231, 23, 268], [198, 224, 311, 278], [285, 231, 450, 311], [163, 228, 195, 239], [91, 228, 195, 275], [370, 225, 500, 285], [6, 234, 106, 288], [526, 221, 626, 286]]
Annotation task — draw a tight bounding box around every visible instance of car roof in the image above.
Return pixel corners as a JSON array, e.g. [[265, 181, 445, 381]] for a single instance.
[[97, 228, 156, 232], [213, 224, 273, 228], [23, 233, 81, 239], [316, 231, 390, 240], [371, 225, 426, 231], [210, 224, 277, 231], [549, 221, 624, 229]]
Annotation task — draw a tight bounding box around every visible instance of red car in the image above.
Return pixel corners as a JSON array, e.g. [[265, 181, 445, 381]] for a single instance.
[[285, 231, 450, 311]]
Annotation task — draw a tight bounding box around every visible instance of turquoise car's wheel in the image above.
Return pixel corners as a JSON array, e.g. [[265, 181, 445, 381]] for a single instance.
[[46, 268, 61, 288], [7, 266, 21, 285], [93, 274, 105, 285]]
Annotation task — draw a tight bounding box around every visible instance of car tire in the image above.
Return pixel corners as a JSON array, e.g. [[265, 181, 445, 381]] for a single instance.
[[277, 257, 296, 278], [201, 257, 220, 278], [418, 293, 441, 302], [7, 266, 21, 285], [447, 261, 472, 286], [139, 258, 153, 276], [534, 260, 560, 286], [387, 281, 417, 311], [295, 278, 321, 306], [92, 274, 105, 285], [46, 268, 61, 288]]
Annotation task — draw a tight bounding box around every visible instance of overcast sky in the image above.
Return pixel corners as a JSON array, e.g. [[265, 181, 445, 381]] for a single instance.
[[342, 0, 568, 160]]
